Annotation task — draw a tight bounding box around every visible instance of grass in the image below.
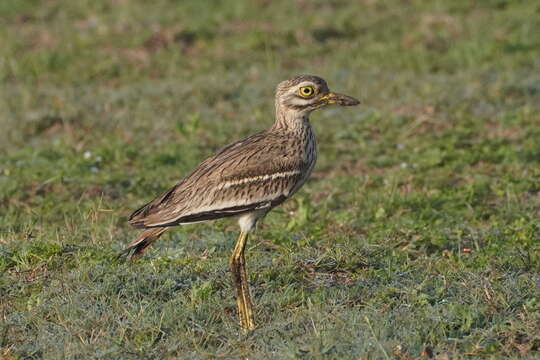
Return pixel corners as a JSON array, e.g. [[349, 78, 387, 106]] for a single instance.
[[1, 0, 540, 358]]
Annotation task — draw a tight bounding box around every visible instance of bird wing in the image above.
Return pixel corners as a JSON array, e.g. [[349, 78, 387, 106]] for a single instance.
[[129, 131, 309, 228]]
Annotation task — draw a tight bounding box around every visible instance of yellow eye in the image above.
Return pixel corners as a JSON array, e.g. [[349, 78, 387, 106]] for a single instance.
[[299, 86, 315, 98]]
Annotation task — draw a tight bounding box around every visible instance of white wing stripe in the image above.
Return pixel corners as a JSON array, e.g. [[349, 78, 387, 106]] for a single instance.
[[145, 170, 301, 227], [218, 170, 301, 190]]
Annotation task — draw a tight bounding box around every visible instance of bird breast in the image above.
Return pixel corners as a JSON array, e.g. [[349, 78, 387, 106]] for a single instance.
[[286, 123, 317, 196]]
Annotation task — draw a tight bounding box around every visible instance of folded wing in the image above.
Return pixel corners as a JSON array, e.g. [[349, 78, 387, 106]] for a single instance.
[[129, 131, 308, 228]]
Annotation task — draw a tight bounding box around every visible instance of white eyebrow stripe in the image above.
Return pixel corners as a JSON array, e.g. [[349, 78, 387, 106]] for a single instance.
[[219, 170, 301, 190], [297, 81, 315, 88]]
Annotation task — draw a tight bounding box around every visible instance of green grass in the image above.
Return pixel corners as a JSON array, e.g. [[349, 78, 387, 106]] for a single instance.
[[1, 0, 540, 358]]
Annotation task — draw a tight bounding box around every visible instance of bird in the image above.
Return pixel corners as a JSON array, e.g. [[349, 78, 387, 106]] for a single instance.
[[122, 75, 359, 330]]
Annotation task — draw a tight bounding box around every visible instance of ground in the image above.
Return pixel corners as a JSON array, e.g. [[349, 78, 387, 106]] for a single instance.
[[1, 0, 539, 359]]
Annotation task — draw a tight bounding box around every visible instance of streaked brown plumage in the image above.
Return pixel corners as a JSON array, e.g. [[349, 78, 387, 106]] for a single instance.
[[122, 75, 359, 329]]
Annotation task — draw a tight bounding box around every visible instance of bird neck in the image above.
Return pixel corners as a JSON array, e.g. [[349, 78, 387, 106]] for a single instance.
[[272, 104, 311, 132]]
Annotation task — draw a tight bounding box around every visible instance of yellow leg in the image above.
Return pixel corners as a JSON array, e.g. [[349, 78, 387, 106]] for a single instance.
[[229, 231, 255, 330]]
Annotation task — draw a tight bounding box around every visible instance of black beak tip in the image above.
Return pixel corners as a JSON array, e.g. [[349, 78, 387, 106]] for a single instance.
[[328, 92, 361, 106], [339, 95, 361, 106], [347, 98, 361, 106]]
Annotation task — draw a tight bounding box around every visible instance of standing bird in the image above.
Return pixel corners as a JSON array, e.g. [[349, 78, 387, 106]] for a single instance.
[[123, 75, 359, 329]]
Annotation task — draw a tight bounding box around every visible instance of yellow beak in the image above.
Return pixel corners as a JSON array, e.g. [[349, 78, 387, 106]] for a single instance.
[[322, 92, 360, 106]]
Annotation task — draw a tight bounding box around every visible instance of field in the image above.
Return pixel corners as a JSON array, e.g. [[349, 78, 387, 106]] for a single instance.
[[1, 0, 540, 359]]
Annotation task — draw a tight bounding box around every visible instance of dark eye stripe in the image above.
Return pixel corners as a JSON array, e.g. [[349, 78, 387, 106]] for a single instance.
[[288, 98, 326, 110]]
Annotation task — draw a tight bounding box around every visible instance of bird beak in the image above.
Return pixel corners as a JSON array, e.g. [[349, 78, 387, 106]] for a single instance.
[[322, 92, 360, 106]]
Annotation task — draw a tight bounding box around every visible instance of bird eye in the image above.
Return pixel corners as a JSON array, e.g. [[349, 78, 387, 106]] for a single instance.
[[299, 86, 315, 98]]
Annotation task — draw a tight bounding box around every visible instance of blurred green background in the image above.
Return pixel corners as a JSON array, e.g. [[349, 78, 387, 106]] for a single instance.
[[1, 0, 539, 359]]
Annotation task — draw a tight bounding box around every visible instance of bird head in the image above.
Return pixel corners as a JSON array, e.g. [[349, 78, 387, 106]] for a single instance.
[[275, 75, 360, 115]]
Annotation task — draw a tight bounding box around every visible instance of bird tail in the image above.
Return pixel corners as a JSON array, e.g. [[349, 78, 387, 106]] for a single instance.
[[119, 227, 168, 261]]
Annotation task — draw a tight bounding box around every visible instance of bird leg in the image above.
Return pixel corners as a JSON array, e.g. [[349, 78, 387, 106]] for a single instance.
[[229, 231, 255, 330]]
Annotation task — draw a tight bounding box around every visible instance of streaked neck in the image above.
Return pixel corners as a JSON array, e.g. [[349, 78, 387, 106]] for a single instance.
[[272, 104, 311, 131]]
